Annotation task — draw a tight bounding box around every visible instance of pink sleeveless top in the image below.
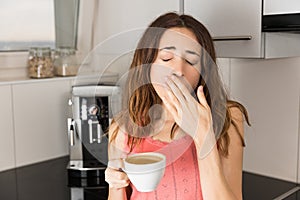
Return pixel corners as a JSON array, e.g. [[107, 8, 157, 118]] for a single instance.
[[124, 134, 203, 200]]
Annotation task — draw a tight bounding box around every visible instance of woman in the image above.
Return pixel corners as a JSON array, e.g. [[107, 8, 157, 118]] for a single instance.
[[105, 12, 250, 200]]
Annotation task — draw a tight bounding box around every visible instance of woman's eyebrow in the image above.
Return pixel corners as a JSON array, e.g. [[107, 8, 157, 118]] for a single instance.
[[185, 50, 200, 57], [159, 46, 200, 57], [159, 46, 176, 51]]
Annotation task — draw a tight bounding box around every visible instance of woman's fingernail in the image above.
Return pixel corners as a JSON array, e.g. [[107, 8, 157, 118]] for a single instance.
[[199, 85, 203, 92]]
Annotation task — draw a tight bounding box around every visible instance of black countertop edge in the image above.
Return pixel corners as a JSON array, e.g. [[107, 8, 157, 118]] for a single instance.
[[243, 171, 297, 200]]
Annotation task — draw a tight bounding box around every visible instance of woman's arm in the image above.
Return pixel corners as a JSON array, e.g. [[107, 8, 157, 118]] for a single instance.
[[220, 107, 244, 199], [163, 75, 245, 200], [195, 107, 244, 200], [107, 180, 128, 200], [105, 125, 131, 200]]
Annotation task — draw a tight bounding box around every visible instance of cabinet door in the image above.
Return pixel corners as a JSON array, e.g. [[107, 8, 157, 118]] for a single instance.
[[95, 0, 180, 45], [184, 0, 262, 58], [0, 85, 15, 171], [13, 80, 71, 167], [264, 0, 300, 15]]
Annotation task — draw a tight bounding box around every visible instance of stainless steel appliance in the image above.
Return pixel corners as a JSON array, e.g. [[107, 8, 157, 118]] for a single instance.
[[67, 84, 121, 199]]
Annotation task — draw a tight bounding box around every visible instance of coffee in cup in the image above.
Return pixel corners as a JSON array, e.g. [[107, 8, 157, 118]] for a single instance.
[[123, 152, 166, 192]]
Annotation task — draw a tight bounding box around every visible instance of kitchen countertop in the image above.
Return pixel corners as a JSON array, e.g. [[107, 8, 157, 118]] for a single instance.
[[0, 156, 298, 200], [0, 76, 75, 86], [0, 71, 119, 86], [0, 156, 70, 200], [243, 172, 298, 199]]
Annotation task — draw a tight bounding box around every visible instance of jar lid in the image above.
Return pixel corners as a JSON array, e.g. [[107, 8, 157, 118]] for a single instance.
[[28, 47, 38, 56], [36, 47, 51, 57], [55, 47, 75, 56]]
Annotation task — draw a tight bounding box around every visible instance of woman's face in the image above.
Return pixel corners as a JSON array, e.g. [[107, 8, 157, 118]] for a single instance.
[[150, 27, 201, 100]]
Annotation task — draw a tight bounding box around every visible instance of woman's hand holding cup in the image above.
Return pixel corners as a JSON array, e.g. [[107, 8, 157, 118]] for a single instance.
[[105, 159, 130, 189], [106, 152, 166, 192]]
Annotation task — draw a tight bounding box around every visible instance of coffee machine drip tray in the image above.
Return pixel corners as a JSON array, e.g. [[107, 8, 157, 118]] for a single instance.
[[67, 160, 108, 188], [68, 160, 106, 175]]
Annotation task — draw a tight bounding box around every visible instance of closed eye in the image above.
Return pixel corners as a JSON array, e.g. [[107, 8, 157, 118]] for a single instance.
[[162, 58, 172, 62], [185, 59, 198, 66]]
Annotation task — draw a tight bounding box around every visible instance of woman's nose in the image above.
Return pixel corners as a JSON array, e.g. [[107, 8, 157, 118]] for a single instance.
[[172, 56, 184, 76]]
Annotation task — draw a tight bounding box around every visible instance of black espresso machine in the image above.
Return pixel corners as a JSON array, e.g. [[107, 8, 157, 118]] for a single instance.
[[67, 84, 121, 199]]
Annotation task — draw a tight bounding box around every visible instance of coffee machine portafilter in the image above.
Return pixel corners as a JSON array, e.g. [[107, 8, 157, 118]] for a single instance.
[[67, 85, 121, 196]]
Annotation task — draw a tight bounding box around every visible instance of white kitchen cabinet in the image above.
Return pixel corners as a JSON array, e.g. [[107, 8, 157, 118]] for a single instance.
[[12, 80, 71, 167], [94, 0, 180, 46], [0, 85, 15, 171], [264, 0, 300, 15], [230, 58, 300, 182], [184, 0, 300, 58], [184, 0, 262, 58]]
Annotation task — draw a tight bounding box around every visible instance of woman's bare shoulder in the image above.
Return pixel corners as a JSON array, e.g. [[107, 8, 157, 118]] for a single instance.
[[226, 103, 246, 145], [229, 106, 244, 123]]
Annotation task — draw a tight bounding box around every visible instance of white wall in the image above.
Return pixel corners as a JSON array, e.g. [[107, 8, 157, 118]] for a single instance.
[[229, 57, 300, 182]]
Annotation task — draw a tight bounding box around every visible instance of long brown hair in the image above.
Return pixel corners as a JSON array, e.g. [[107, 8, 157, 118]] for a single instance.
[[109, 12, 250, 157]]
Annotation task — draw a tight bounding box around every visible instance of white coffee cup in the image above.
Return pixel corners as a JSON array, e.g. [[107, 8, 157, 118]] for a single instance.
[[123, 152, 166, 192]]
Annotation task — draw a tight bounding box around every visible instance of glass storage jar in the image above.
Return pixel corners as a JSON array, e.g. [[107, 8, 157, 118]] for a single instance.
[[54, 47, 78, 76], [27, 47, 54, 78]]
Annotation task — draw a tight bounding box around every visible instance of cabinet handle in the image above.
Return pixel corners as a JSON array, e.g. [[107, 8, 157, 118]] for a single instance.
[[213, 35, 252, 41]]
